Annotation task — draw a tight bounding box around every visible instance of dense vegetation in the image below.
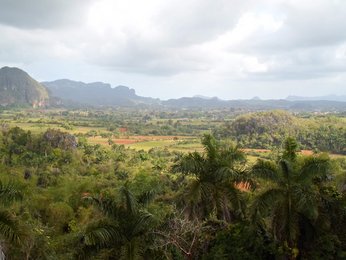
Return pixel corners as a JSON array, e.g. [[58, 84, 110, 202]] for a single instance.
[[215, 110, 346, 154], [0, 108, 345, 259]]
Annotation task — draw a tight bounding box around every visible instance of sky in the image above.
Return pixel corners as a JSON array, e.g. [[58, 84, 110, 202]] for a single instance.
[[0, 0, 345, 100]]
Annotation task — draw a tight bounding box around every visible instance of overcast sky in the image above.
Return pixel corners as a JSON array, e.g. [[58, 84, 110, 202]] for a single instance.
[[0, 0, 345, 99]]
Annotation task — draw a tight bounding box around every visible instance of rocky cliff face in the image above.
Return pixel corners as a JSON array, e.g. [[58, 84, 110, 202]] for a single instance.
[[0, 66, 49, 107]]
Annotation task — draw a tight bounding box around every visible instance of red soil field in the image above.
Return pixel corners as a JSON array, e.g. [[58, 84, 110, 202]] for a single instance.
[[112, 139, 139, 144], [300, 150, 314, 155]]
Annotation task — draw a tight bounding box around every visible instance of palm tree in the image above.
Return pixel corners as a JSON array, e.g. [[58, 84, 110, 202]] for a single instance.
[[251, 138, 333, 259], [0, 180, 24, 257], [79, 185, 156, 259], [172, 134, 250, 222]]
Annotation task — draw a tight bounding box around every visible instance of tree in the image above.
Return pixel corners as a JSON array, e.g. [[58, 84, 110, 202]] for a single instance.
[[79, 185, 156, 259], [154, 210, 203, 260], [0, 180, 24, 257], [251, 138, 334, 259], [172, 134, 250, 222]]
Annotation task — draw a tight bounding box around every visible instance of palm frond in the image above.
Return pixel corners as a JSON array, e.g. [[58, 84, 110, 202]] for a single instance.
[[202, 134, 218, 161], [292, 184, 319, 221], [185, 179, 202, 204], [131, 211, 155, 237], [120, 186, 138, 215], [282, 137, 298, 161], [171, 152, 205, 176], [299, 154, 332, 183], [279, 159, 293, 181], [252, 159, 279, 181], [226, 185, 246, 218], [219, 144, 246, 165], [137, 190, 156, 206], [0, 210, 23, 244], [251, 187, 283, 217], [0, 180, 23, 204], [235, 168, 256, 190], [84, 196, 119, 218], [83, 219, 121, 247], [215, 167, 238, 182]]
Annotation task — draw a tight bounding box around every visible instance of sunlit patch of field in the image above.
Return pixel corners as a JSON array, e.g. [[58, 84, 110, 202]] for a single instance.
[[127, 140, 176, 151], [241, 148, 271, 153], [69, 126, 108, 134], [246, 155, 259, 164], [167, 141, 203, 153], [330, 153, 346, 159], [87, 135, 199, 151], [7, 122, 62, 133], [7, 121, 108, 135]]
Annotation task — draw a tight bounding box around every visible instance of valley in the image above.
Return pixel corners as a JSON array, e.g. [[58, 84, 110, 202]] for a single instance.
[[0, 67, 345, 259]]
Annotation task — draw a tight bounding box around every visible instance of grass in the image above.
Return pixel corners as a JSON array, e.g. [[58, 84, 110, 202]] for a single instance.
[[127, 140, 176, 151], [167, 141, 203, 152]]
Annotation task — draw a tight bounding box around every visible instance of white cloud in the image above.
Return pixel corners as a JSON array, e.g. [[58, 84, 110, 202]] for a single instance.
[[0, 0, 345, 98]]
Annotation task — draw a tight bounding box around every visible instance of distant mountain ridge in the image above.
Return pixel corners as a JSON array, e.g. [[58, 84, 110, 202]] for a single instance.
[[42, 79, 159, 106], [0, 67, 49, 107], [43, 78, 346, 111], [193, 95, 219, 100], [286, 95, 346, 102], [162, 97, 346, 111], [1, 66, 345, 111]]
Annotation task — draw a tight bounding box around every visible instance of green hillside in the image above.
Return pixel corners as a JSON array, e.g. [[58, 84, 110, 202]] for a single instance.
[[215, 110, 346, 154]]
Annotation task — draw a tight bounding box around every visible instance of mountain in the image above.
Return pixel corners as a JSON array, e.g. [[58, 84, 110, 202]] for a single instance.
[[0, 67, 49, 107], [193, 95, 219, 100], [164, 97, 227, 108], [42, 79, 159, 107], [42, 78, 346, 111], [286, 95, 346, 102], [1, 66, 344, 111], [162, 97, 346, 111]]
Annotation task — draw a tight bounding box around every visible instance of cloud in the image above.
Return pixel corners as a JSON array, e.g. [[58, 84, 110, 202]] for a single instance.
[[77, 0, 346, 79], [0, 0, 345, 98], [237, 0, 346, 53], [0, 24, 80, 65], [0, 0, 93, 29], [77, 0, 254, 75]]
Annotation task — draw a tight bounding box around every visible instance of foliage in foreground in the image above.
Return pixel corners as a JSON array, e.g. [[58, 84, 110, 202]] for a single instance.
[[0, 125, 345, 259]]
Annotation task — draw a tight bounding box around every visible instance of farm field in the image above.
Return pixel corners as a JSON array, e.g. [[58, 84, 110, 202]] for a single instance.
[[1, 109, 345, 159], [88, 135, 200, 152]]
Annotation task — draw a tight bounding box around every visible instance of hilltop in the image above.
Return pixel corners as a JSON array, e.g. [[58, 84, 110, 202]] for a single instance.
[[0, 67, 49, 107]]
